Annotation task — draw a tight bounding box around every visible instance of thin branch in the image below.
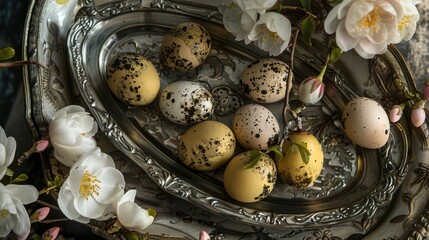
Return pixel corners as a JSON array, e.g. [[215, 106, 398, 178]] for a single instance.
[[282, 29, 301, 138]]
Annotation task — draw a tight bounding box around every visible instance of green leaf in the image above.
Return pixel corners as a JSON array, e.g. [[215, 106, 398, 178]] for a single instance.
[[0, 47, 15, 60], [125, 232, 139, 240], [5, 168, 14, 177], [299, 0, 312, 10], [148, 208, 156, 218], [329, 47, 342, 63], [30, 234, 42, 240], [294, 142, 310, 165], [54, 175, 63, 186], [244, 150, 263, 169], [267, 145, 283, 162], [301, 15, 316, 46], [11, 174, 29, 184]]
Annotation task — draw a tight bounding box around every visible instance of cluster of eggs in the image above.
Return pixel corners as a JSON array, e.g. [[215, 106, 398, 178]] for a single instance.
[[106, 21, 392, 204]]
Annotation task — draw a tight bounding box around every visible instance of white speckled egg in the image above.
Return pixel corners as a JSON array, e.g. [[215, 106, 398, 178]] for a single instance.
[[178, 120, 236, 171], [240, 58, 291, 103], [232, 104, 280, 150], [223, 151, 277, 203], [342, 97, 390, 149], [107, 53, 160, 105], [160, 22, 211, 72], [159, 81, 214, 125]]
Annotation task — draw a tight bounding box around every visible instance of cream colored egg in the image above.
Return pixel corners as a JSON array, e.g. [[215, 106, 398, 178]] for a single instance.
[[232, 104, 280, 150], [276, 132, 324, 188], [240, 58, 291, 103], [160, 22, 211, 72], [342, 97, 390, 149], [178, 120, 236, 171], [107, 53, 160, 105], [223, 151, 277, 203]]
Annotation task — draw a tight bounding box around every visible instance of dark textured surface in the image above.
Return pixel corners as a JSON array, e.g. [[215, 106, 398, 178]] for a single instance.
[[0, 0, 28, 126]]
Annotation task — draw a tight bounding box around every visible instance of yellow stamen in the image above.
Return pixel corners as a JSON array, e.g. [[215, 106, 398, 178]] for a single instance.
[[79, 171, 101, 199], [398, 15, 412, 32], [359, 7, 380, 33], [0, 209, 10, 219]]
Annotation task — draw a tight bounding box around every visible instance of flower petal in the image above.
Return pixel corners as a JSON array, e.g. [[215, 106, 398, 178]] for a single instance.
[[74, 195, 107, 219], [335, 21, 358, 51], [6, 184, 38, 205], [11, 198, 31, 236], [118, 202, 154, 231], [57, 183, 90, 224], [95, 167, 125, 204]]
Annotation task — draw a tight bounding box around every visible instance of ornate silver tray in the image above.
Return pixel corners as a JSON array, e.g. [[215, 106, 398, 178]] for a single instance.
[[23, 0, 429, 238]]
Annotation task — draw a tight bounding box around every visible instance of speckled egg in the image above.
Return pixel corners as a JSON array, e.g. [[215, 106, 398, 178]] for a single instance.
[[276, 132, 324, 188], [107, 52, 160, 105], [178, 120, 236, 171], [160, 22, 211, 72], [232, 104, 280, 150], [223, 151, 277, 203], [240, 58, 291, 103], [342, 97, 390, 149], [159, 81, 214, 125]]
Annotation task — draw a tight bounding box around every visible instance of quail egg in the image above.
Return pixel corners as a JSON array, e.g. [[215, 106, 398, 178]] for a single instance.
[[159, 81, 214, 125], [342, 97, 390, 149], [106, 52, 160, 106], [178, 120, 236, 171], [160, 22, 211, 72], [240, 58, 291, 103], [223, 150, 277, 203], [276, 132, 324, 188], [232, 104, 280, 150]]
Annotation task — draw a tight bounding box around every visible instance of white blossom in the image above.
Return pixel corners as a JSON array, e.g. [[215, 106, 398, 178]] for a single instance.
[[0, 183, 38, 238], [218, 0, 258, 44], [115, 190, 155, 232], [247, 12, 292, 56], [0, 126, 16, 180], [324, 0, 404, 59], [57, 149, 125, 223], [391, 0, 420, 43], [49, 105, 98, 167]]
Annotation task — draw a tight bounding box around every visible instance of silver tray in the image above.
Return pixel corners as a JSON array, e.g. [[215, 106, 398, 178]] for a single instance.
[[24, 0, 429, 239]]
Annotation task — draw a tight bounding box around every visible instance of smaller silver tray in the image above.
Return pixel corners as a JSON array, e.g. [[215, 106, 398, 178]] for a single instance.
[[65, 0, 429, 238]]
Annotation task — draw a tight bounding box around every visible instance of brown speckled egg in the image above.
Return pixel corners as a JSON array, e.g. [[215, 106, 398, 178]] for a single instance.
[[159, 81, 214, 125], [160, 22, 211, 72], [178, 120, 236, 171], [342, 97, 390, 149], [232, 104, 280, 150], [107, 53, 160, 105], [240, 58, 291, 103], [223, 151, 277, 203]]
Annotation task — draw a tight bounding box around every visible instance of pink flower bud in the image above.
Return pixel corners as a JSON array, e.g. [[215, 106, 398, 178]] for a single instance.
[[389, 105, 403, 123], [411, 100, 426, 127], [35, 140, 49, 152], [31, 207, 50, 222], [298, 76, 325, 104], [42, 227, 60, 240], [199, 231, 210, 240]]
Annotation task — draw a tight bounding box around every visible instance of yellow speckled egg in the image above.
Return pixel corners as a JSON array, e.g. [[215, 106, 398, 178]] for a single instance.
[[276, 132, 324, 188], [342, 97, 390, 149], [160, 22, 211, 72], [178, 120, 236, 171], [224, 151, 277, 203], [107, 53, 160, 105]]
